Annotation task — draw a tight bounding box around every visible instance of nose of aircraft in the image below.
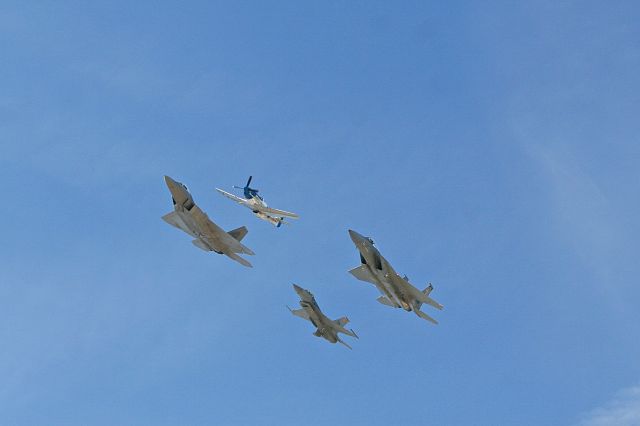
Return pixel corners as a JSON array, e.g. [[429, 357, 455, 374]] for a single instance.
[[292, 284, 312, 299], [164, 175, 176, 188], [348, 229, 366, 245]]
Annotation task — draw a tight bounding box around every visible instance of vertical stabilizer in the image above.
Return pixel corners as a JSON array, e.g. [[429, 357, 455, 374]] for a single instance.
[[227, 226, 248, 242]]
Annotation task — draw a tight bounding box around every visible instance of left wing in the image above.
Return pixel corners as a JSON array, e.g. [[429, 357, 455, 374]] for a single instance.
[[260, 206, 299, 219], [215, 188, 251, 208], [287, 306, 310, 321]]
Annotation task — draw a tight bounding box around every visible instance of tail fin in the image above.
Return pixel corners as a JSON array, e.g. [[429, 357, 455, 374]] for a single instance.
[[334, 317, 350, 327], [423, 283, 433, 296], [227, 226, 248, 242], [420, 283, 443, 311]]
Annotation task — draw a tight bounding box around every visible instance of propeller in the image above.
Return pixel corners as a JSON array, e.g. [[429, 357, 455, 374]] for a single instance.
[[233, 176, 260, 198]]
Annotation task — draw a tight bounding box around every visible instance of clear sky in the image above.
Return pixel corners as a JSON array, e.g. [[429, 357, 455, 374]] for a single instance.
[[2, 1, 640, 425]]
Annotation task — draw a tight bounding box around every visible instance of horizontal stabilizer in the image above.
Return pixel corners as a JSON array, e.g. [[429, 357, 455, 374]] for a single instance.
[[421, 284, 443, 310], [415, 309, 438, 325], [413, 283, 443, 310], [424, 296, 443, 311], [191, 238, 210, 251], [337, 337, 353, 350], [235, 242, 255, 256], [349, 265, 376, 284], [227, 226, 248, 242], [224, 251, 252, 268], [376, 296, 397, 308]]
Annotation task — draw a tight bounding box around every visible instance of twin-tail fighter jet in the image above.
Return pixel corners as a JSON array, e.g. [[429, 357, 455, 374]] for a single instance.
[[162, 176, 255, 268], [215, 176, 299, 227], [348, 229, 443, 324], [288, 284, 359, 349]]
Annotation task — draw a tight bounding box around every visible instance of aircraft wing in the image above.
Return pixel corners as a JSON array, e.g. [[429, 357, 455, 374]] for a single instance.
[[190, 205, 249, 254], [259, 206, 299, 219], [287, 306, 310, 321], [162, 211, 197, 238], [215, 188, 251, 207], [349, 265, 377, 284]]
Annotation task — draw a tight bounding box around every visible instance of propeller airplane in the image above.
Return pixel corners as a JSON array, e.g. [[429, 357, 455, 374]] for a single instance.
[[215, 176, 299, 227]]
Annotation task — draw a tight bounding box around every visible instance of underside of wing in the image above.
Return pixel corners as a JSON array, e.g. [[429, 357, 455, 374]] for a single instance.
[[215, 188, 251, 207], [349, 265, 377, 284], [260, 206, 299, 219], [191, 238, 211, 251], [162, 211, 197, 238], [287, 306, 310, 321]]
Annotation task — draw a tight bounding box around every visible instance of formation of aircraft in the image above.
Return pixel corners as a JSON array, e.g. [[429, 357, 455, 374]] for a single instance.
[[161, 174, 445, 348], [215, 176, 299, 227], [287, 284, 359, 349], [161, 176, 255, 268], [348, 229, 443, 324]]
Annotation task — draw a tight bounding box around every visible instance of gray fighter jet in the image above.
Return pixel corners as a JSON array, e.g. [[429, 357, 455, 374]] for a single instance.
[[161, 175, 255, 267], [348, 229, 443, 324], [288, 284, 359, 349]]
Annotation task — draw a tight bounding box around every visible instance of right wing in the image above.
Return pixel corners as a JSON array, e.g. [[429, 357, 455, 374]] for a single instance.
[[216, 188, 251, 208], [260, 206, 299, 219]]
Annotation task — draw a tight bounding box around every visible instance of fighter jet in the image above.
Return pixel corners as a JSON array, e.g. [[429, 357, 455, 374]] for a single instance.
[[348, 229, 443, 324], [215, 176, 299, 227], [287, 284, 359, 349], [161, 175, 255, 268]]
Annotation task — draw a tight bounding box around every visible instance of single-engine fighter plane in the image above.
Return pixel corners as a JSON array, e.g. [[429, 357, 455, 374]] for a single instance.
[[287, 284, 359, 349], [215, 176, 299, 227], [348, 229, 443, 324], [161, 175, 255, 267]]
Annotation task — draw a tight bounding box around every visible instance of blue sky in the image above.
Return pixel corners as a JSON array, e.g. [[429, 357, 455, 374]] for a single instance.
[[1, 1, 640, 425]]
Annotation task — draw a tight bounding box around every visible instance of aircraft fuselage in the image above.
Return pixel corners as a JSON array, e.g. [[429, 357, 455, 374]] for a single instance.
[[348, 229, 416, 311]]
